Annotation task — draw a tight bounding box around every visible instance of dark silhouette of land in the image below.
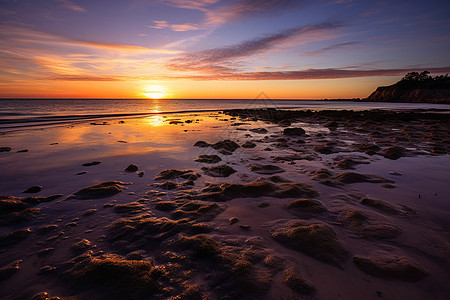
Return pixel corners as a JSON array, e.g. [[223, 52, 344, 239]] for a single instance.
[[366, 71, 450, 104]]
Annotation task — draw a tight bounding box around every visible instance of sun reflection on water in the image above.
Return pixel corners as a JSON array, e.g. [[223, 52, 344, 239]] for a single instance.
[[146, 115, 164, 126]]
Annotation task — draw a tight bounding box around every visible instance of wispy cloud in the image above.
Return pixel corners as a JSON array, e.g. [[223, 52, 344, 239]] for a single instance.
[[55, 0, 86, 12], [165, 0, 220, 11], [48, 75, 122, 81], [168, 22, 341, 72], [168, 67, 450, 81], [206, 0, 301, 25], [303, 41, 361, 56], [149, 20, 201, 31]]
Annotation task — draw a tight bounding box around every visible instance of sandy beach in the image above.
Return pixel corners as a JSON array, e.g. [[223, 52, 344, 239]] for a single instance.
[[1, 108, 449, 300]]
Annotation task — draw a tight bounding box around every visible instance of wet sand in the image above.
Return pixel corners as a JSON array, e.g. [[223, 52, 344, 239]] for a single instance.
[[0, 109, 449, 299]]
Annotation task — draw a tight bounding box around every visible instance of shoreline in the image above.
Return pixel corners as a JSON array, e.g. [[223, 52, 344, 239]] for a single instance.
[[0, 109, 449, 299]]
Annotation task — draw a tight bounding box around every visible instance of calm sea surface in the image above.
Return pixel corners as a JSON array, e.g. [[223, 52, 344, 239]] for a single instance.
[[0, 99, 448, 131]]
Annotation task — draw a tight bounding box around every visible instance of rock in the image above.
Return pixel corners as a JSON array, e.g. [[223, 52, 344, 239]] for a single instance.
[[211, 140, 240, 152], [125, 164, 138, 172], [239, 225, 251, 230], [241, 141, 257, 148], [0, 260, 22, 282], [68, 181, 127, 200], [153, 181, 178, 190], [268, 176, 291, 183], [283, 267, 314, 294], [194, 141, 210, 147], [313, 144, 335, 154], [82, 161, 102, 166], [185, 178, 319, 202], [335, 172, 394, 184], [202, 164, 237, 177], [0, 147, 12, 152], [175, 234, 221, 258], [81, 209, 97, 217], [195, 155, 222, 164], [283, 128, 306, 136], [272, 220, 347, 266], [154, 169, 201, 181], [37, 248, 55, 256], [171, 201, 224, 222], [66, 253, 162, 297], [126, 250, 146, 260], [137, 171, 145, 177], [76, 171, 87, 175], [17, 149, 28, 153], [383, 146, 405, 160], [229, 217, 239, 225], [249, 128, 268, 134], [286, 199, 327, 214], [247, 164, 285, 175], [360, 196, 413, 215], [324, 121, 338, 129], [154, 201, 177, 211], [353, 252, 427, 281], [23, 185, 42, 193], [337, 209, 402, 239], [71, 239, 91, 253], [258, 202, 269, 208], [114, 202, 147, 214], [0, 228, 31, 246]]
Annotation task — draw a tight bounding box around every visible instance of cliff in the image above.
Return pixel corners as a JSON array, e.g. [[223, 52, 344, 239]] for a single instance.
[[366, 72, 450, 104]]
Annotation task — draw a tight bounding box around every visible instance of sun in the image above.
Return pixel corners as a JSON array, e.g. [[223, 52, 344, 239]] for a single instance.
[[143, 85, 167, 99]]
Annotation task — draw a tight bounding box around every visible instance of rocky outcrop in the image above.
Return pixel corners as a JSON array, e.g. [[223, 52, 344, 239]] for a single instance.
[[366, 73, 450, 104]]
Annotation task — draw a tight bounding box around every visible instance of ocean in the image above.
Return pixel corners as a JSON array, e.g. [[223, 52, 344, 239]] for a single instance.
[[0, 99, 448, 131]]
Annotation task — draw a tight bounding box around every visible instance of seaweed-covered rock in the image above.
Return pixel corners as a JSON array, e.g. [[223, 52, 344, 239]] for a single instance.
[[272, 220, 347, 266], [335, 172, 394, 184], [193, 141, 210, 147], [23, 186, 42, 193], [174, 234, 221, 258], [353, 252, 427, 281], [337, 209, 402, 239], [241, 141, 257, 148], [68, 181, 128, 200], [82, 161, 101, 166], [154, 169, 201, 181], [66, 253, 162, 297], [113, 202, 147, 214], [183, 178, 319, 202], [0, 260, 22, 282], [154, 201, 177, 211], [211, 140, 240, 152], [195, 155, 222, 164], [71, 239, 91, 253], [124, 164, 138, 172], [283, 267, 314, 294], [283, 128, 306, 136], [360, 196, 413, 215], [247, 164, 285, 175], [0, 228, 31, 246], [383, 146, 405, 160], [171, 201, 224, 222], [249, 128, 268, 134], [202, 164, 237, 177], [286, 199, 327, 214]]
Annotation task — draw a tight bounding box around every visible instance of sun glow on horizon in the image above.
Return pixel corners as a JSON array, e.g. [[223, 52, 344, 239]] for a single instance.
[[143, 85, 168, 99]]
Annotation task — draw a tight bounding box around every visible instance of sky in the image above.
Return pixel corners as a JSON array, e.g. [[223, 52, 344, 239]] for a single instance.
[[0, 0, 449, 99]]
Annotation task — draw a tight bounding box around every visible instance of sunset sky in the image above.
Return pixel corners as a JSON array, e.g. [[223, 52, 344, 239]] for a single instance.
[[1, 0, 449, 99]]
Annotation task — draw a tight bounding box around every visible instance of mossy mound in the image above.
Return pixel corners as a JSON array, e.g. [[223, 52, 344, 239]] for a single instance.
[[0, 194, 62, 225], [285, 199, 327, 214], [337, 209, 402, 240], [272, 220, 347, 266], [66, 253, 163, 298], [283, 267, 314, 294], [68, 181, 128, 200], [154, 169, 201, 181], [181, 178, 319, 202], [353, 252, 427, 281], [171, 201, 224, 222]]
